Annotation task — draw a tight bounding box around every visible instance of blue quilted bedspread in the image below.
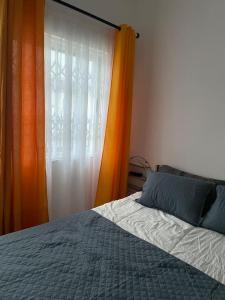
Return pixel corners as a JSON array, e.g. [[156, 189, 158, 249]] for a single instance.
[[0, 210, 224, 299]]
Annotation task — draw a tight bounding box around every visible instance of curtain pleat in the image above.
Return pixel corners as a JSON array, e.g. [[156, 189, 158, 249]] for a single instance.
[[95, 24, 136, 206], [0, 0, 48, 234]]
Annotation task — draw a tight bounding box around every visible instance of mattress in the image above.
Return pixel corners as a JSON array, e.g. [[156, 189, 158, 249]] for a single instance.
[[0, 192, 224, 299]]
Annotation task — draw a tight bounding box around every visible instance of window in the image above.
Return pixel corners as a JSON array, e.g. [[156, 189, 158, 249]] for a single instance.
[[44, 0, 114, 219]]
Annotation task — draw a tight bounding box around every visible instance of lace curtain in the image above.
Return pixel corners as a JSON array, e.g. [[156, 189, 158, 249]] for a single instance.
[[44, 0, 114, 219]]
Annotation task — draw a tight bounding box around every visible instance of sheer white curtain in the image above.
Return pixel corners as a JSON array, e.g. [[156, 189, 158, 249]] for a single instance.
[[44, 0, 114, 220]]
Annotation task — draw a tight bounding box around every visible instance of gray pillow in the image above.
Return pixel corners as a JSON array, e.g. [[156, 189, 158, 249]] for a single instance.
[[157, 165, 225, 186], [201, 185, 225, 235], [157, 165, 223, 215], [137, 172, 214, 226]]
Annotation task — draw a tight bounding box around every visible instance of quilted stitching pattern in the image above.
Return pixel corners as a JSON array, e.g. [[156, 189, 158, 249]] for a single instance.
[[0, 210, 224, 299]]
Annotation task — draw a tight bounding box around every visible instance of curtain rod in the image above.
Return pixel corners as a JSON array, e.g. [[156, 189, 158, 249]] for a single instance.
[[51, 0, 140, 39]]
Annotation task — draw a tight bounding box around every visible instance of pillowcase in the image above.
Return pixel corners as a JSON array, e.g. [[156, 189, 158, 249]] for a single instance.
[[157, 165, 224, 215], [201, 185, 225, 235], [137, 172, 214, 226]]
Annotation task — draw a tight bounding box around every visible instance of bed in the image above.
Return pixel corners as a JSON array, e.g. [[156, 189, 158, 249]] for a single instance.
[[0, 191, 225, 299]]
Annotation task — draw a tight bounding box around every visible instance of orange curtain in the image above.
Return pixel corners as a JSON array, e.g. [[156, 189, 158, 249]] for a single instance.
[[95, 25, 136, 207], [0, 0, 48, 234], [0, 0, 7, 233]]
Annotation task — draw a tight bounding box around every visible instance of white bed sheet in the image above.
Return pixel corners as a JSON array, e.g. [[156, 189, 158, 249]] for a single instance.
[[93, 192, 225, 285]]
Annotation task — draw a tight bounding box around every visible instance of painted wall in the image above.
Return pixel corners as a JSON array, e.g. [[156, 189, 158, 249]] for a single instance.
[[68, 0, 137, 26], [131, 0, 225, 180], [130, 0, 155, 162]]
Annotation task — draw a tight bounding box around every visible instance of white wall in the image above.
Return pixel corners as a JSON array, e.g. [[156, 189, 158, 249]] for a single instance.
[[131, 0, 225, 180], [68, 0, 137, 26], [130, 0, 155, 160]]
